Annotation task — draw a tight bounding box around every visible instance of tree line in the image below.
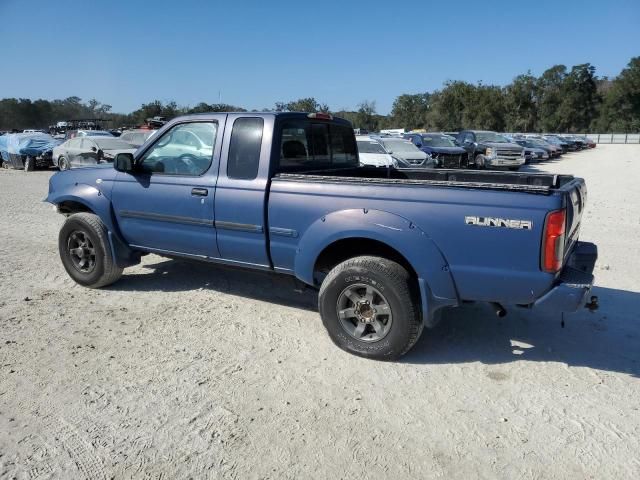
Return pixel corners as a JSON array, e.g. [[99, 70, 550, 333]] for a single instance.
[[1, 57, 638, 133]]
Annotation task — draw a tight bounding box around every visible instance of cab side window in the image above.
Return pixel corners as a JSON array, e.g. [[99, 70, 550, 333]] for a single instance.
[[227, 117, 264, 180], [138, 122, 217, 176]]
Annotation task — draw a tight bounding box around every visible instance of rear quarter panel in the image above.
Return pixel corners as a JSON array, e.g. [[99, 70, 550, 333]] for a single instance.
[[269, 178, 564, 305]]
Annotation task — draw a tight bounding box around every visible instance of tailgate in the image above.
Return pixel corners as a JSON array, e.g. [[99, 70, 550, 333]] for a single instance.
[[562, 178, 587, 263]]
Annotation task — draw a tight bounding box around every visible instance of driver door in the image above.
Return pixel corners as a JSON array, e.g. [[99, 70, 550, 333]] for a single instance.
[[111, 118, 225, 259]]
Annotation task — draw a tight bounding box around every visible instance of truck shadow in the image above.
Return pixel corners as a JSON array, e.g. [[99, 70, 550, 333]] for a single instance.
[[109, 258, 639, 377], [107, 257, 319, 312], [404, 286, 640, 377]]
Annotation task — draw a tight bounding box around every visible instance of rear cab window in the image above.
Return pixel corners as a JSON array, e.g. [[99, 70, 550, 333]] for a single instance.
[[277, 119, 357, 173]]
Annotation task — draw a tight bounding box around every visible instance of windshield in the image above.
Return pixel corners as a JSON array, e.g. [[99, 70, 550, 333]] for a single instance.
[[357, 140, 387, 154], [476, 132, 509, 143], [93, 138, 134, 149], [381, 140, 419, 153], [420, 135, 456, 147]]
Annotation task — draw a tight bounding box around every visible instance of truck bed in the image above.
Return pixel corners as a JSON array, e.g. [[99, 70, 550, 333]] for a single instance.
[[269, 165, 587, 306], [275, 167, 577, 195]]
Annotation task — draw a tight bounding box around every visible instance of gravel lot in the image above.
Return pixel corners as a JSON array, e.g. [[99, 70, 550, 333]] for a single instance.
[[1, 145, 639, 479]]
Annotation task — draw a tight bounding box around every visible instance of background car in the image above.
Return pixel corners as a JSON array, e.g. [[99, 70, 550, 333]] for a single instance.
[[543, 135, 571, 153], [355, 136, 398, 167], [64, 129, 114, 140], [524, 136, 562, 157], [53, 136, 136, 170], [373, 137, 431, 167], [404, 132, 468, 168], [513, 139, 550, 163], [119, 129, 157, 148], [456, 130, 525, 170]]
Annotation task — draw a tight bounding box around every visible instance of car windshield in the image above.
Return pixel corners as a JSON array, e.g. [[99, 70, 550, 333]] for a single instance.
[[476, 132, 509, 143], [357, 140, 387, 154], [92, 138, 134, 149], [421, 135, 456, 147], [382, 140, 419, 153]]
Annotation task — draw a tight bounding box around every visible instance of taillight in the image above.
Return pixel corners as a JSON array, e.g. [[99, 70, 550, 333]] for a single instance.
[[307, 112, 333, 120], [542, 209, 566, 273]]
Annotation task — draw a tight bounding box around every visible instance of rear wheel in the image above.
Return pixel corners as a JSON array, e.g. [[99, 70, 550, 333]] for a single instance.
[[318, 256, 423, 360], [58, 213, 123, 288]]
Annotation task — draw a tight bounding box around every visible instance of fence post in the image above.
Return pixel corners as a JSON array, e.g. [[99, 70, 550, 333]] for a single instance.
[[611, 133, 614, 143]]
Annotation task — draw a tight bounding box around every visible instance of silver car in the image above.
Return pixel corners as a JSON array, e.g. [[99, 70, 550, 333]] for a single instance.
[[53, 136, 136, 170], [119, 129, 157, 148], [374, 137, 432, 167]]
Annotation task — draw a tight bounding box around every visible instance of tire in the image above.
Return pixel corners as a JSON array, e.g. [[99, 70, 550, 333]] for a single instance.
[[318, 256, 423, 360], [58, 213, 123, 288], [24, 156, 35, 172], [474, 154, 486, 169], [58, 156, 70, 171]]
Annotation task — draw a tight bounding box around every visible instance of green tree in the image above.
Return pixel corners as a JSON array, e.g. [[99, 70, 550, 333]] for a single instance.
[[388, 93, 431, 129], [504, 73, 538, 132], [354, 100, 378, 131], [595, 57, 640, 132], [536, 65, 567, 131], [557, 64, 599, 132], [275, 97, 329, 113], [428, 81, 475, 130]]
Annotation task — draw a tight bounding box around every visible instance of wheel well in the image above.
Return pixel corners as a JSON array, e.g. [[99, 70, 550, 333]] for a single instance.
[[313, 237, 417, 285], [57, 201, 94, 216]]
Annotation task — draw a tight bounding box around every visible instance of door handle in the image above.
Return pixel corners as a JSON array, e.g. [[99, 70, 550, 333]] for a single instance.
[[191, 188, 208, 197]]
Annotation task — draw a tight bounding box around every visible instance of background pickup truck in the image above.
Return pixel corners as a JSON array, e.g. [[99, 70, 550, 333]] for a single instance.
[[46, 112, 597, 360], [456, 130, 526, 170]]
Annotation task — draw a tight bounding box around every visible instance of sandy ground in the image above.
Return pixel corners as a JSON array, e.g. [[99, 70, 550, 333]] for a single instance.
[[0, 145, 639, 479]]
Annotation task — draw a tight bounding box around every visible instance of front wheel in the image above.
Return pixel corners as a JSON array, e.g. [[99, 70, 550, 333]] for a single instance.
[[58, 156, 70, 171], [474, 154, 486, 169], [58, 213, 123, 288], [318, 256, 423, 360]]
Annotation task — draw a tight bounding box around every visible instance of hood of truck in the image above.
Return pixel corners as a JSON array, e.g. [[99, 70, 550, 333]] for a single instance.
[[483, 141, 523, 151], [46, 165, 118, 204], [422, 146, 467, 155]]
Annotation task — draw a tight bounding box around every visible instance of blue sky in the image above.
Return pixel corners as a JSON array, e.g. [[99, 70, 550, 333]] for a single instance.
[[1, 0, 638, 114]]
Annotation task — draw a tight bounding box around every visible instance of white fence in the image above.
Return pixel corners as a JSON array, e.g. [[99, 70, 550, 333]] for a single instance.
[[581, 133, 640, 144]]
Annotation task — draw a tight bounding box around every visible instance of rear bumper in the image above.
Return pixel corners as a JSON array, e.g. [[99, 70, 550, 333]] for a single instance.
[[533, 241, 597, 312]]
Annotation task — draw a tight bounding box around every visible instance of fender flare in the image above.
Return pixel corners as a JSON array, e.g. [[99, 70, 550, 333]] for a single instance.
[[294, 209, 459, 326], [48, 185, 139, 268]]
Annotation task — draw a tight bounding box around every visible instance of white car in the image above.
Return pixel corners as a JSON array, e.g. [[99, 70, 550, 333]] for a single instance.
[[355, 136, 396, 167]]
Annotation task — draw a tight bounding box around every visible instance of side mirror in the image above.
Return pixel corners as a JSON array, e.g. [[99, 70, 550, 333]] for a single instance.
[[415, 143, 422, 148], [91, 146, 97, 152], [114, 152, 135, 173]]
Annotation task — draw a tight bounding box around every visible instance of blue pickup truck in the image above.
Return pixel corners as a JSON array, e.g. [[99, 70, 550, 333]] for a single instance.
[[46, 112, 597, 360]]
